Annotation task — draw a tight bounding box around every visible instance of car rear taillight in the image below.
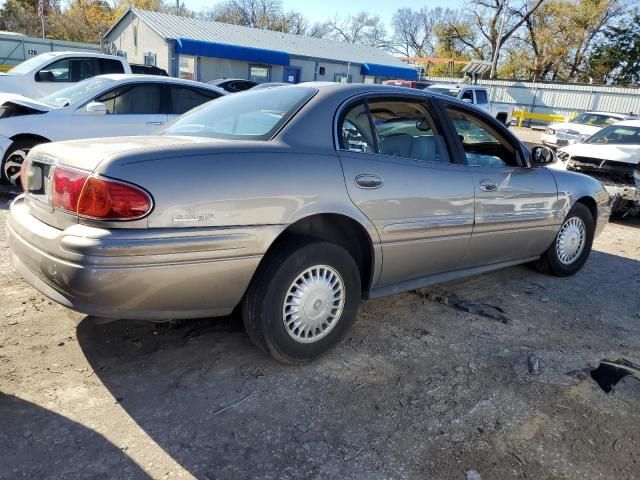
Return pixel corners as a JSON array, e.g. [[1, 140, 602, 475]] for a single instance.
[[51, 167, 152, 220]]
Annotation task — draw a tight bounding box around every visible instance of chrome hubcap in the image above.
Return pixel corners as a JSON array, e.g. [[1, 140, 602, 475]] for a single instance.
[[556, 216, 586, 265], [283, 265, 345, 343], [3, 149, 28, 186]]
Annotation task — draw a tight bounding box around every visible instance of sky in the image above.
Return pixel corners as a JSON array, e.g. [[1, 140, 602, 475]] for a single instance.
[[182, 0, 466, 25]]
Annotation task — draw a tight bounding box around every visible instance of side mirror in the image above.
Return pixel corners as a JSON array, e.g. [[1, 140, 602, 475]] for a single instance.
[[462, 97, 473, 103], [36, 70, 55, 82], [531, 145, 556, 165], [84, 101, 107, 115]]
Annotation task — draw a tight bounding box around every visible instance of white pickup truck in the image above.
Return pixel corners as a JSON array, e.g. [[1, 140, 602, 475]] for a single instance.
[[0, 51, 131, 98], [426, 84, 510, 125]]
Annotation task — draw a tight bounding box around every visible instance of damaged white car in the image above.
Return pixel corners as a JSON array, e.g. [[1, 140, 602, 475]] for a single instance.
[[0, 75, 225, 186], [551, 120, 640, 216], [541, 111, 634, 148]]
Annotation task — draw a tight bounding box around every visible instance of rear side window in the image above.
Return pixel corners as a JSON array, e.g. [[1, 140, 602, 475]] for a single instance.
[[475, 90, 488, 104], [339, 102, 376, 153], [96, 84, 162, 114], [338, 98, 451, 164], [100, 59, 125, 74], [169, 86, 220, 114]]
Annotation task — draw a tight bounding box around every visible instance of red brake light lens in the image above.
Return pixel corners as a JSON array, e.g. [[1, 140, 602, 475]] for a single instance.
[[51, 167, 152, 220]]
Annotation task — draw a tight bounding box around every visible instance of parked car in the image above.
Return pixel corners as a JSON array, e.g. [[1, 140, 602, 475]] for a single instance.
[[550, 120, 640, 216], [207, 78, 257, 93], [7, 83, 610, 363], [0, 74, 225, 186], [383, 79, 431, 90], [541, 111, 634, 148], [426, 83, 510, 124], [0, 51, 131, 98], [130, 64, 169, 76]]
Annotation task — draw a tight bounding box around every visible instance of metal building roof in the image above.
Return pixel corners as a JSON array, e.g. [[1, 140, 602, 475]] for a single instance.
[[110, 9, 407, 67]]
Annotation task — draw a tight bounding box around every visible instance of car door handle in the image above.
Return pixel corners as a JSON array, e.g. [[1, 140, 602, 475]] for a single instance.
[[355, 174, 383, 189], [479, 179, 498, 192], [146, 121, 165, 125]]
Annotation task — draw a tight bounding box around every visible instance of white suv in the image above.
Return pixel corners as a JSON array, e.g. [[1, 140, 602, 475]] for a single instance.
[[0, 52, 131, 98]]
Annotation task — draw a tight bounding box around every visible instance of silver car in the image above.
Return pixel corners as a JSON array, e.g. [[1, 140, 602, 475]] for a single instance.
[[7, 83, 611, 363]]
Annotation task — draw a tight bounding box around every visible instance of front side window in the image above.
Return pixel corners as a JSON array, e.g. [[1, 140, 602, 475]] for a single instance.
[[162, 86, 316, 140], [169, 86, 220, 115], [586, 125, 640, 145], [96, 84, 162, 114], [37, 58, 71, 82], [447, 107, 516, 167], [249, 65, 270, 83], [461, 90, 474, 102]]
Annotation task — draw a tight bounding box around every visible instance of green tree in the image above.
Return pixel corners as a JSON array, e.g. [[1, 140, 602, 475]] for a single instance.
[[585, 12, 640, 85]]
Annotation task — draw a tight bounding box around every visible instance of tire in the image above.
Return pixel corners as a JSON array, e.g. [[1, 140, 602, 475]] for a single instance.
[[242, 238, 361, 364], [1, 139, 41, 187], [534, 203, 595, 277]]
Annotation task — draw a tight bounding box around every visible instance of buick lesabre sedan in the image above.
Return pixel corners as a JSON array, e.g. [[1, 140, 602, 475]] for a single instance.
[[7, 83, 610, 363]]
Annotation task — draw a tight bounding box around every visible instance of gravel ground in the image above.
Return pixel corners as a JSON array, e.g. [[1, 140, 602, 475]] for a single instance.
[[1, 128, 639, 479]]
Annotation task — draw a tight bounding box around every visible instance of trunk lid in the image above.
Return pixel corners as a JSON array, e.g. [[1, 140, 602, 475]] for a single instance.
[[20, 135, 244, 229]]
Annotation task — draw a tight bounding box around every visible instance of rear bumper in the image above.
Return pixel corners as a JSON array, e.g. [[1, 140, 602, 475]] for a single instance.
[[7, 196, 284, 320]]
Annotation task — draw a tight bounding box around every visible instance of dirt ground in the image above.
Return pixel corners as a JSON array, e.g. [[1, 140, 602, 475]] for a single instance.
[[1, 128, 640, 479]]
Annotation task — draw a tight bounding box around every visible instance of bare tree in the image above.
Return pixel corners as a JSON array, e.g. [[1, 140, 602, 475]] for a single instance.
[[391, 7, 437, 57], [201, 0, 283, 29], [327, 12, 388, 48], [469, 0, 547, 75]]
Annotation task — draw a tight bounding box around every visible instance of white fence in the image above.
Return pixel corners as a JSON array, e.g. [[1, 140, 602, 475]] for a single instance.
[[426, 76, 640, 122]]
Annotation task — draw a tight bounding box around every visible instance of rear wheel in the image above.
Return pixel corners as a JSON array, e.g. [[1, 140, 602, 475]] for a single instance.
[[1, 139, 41, 187], [242, 238, 361, 364], [535, 203, 595, 276]]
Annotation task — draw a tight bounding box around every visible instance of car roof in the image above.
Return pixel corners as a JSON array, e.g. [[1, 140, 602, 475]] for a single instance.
[[94, 74, 227, 94], [34, 51, 124, 60]]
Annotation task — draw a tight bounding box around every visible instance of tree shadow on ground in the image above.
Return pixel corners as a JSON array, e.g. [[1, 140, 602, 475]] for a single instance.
[[0, 393, 150, 479]]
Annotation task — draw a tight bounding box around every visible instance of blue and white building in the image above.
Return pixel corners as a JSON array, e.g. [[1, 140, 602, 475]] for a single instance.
[[104, 9, 416, 84]]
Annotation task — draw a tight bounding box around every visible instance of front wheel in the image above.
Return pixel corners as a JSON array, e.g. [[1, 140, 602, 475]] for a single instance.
[[535, 203, 595, 276], [242, 238, 361, 364]]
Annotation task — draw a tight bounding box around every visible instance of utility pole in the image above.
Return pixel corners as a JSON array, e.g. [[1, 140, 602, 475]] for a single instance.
[[176, 0, 180, 16], [489, 0, 509, 79]]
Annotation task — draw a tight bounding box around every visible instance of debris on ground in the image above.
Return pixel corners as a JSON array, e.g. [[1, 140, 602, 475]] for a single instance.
[[528, 355, 540, 375], [415, 289, 510, 324], [591, 359, 640, 394]]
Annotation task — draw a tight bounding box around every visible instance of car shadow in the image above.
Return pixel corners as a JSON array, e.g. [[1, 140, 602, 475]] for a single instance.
[[610, 215, 640, 229], [75, 250, 640, 479], [0, 393, 150, 479]]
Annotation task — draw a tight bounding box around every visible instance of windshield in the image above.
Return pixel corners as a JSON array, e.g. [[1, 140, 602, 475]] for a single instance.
[[428, 87, 459, 98], [6, 54, 56, 75], [572, 113, 621, 127], [162, 86, 316, 140], [40, 77, 115, 108], [585, 125, 640, 145]]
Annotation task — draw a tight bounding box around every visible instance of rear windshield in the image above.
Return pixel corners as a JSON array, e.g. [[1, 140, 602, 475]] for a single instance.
[[162, 86, 316, 140]]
